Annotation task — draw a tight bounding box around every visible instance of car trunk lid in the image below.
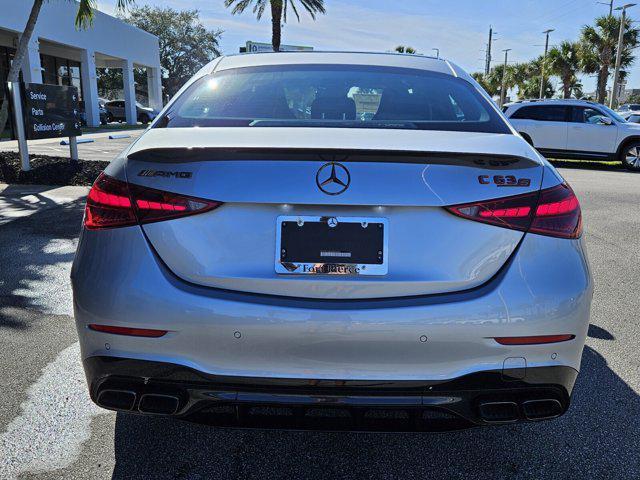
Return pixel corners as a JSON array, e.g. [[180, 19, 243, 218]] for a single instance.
[[125, 128, 542, 299]]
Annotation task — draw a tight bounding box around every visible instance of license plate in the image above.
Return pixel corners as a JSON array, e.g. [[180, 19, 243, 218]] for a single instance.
[[275, 216, 388, 276]]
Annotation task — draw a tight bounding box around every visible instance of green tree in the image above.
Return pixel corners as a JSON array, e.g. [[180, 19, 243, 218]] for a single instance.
[[395, 45, 417, 54], [580, 15, 639, 104], [547, 41, 582, 98], [119, 6, 222, 97], [471, 72, 498, 96], [511, 57, 554, 99], [96, 67, 147, 101], [566, 77, 584, 99], [224, 0, 325, 52], [488, 64, 517, 101], [0, 0, 133, 139]]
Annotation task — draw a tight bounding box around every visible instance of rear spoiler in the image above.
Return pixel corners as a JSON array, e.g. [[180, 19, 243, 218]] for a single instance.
[[127, 148, 540, 170]]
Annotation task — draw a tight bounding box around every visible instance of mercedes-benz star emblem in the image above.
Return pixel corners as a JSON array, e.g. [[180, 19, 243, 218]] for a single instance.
[[316, 162, 350, 195], [327, 217, 338, 227]]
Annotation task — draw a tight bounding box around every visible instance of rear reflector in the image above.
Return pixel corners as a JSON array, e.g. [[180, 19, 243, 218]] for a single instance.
[[446, 183, 582, 239], [88, 324, 168, 337], [494, 334, 575, 345], [85, 173, 222, 229]]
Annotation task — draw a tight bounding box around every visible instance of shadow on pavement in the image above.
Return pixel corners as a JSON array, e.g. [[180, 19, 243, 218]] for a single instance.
[[588, 323, 615, 340], [0, 198, 84, 328], [0, 191, 61, 225], [111, 345, 639, 479]]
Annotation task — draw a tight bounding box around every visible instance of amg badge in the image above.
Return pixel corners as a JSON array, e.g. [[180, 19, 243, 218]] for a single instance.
[[138, 170, 193, 179]]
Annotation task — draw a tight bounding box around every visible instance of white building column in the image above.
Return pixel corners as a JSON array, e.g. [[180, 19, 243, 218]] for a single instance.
[[121, 58, 137, 125], [147, 66, 163, 111], [21, 35, 42, 84], [80, 49, 100, 127]]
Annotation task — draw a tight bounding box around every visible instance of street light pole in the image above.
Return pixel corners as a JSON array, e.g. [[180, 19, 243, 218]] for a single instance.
[[500, 49, 512, 107], [610, 3, 635, 108], [539, 29, 555, 99]]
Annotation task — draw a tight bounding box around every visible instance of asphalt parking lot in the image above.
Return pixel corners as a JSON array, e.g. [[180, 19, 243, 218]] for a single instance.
[[0, 166, 638, 479]]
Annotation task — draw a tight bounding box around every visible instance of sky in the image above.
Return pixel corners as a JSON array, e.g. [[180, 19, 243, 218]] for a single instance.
[[96, 0, 638, 94]]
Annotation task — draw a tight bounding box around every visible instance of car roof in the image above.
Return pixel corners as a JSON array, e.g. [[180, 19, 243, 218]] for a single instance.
[[208, 51, 464, 78], [506, 99, 599, 108]]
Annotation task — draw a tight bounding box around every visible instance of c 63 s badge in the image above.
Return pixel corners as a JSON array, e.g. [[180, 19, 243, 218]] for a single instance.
[[478, 174, 531, 187], [138, 169, 192, 179]]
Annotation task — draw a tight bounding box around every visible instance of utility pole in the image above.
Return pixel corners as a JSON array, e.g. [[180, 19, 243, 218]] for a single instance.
[[611, 3, 636, 108], [485, 26, 493, 75], [539, 29, 555, 99], [598, 0, 615, 15], [500, 49, 512, 107]]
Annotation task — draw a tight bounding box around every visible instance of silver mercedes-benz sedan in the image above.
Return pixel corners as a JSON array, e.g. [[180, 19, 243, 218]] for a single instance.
[[72, 52, 592, 431]]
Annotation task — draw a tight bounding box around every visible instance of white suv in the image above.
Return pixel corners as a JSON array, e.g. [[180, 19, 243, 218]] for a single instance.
[[504, 99, 640, 171]]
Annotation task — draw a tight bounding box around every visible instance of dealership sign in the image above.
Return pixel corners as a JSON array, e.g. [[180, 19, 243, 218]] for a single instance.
[[22, 83, 82, 140], [244, 41, 313, 53]]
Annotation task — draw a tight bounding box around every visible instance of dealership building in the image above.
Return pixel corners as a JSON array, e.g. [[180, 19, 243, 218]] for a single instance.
[[1, 0, 162, 135]]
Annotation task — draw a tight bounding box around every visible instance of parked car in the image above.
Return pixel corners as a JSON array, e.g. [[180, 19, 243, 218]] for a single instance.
[[103, 100, 158, 124], [504, 99, 640, 171], [626, 114, 640, 124], [78, 101, 108, 126], [616, 103, 640, 116], [73, 52, 592, 432]]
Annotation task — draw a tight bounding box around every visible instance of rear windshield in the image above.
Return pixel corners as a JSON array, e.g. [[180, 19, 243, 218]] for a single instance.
[[155, 64, 510, 134]]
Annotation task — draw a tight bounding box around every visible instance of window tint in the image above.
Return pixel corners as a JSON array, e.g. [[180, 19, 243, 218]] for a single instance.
[[570, 107, 608, 124], [510, 105, 568, 122], [156, 65, 511, 134]]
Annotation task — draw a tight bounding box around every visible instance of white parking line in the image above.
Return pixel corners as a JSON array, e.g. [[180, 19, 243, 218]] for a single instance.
[[0, 342, 109, 479]]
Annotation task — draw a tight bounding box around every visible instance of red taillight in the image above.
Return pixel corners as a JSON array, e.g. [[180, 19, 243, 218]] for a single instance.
[[494, 334, 575, 345], [84, 173, 222, 229], [88, 324, 168, 337], [446, 183, 582, 239], [530, 184, 582, 239], [85, 174, 137, 229]]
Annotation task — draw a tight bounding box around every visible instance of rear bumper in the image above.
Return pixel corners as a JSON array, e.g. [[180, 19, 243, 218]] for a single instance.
[[85, 356, 577, 431], [72, 225, 593, 381]]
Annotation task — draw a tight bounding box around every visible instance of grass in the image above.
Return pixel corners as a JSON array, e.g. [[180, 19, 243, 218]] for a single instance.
[[547, 158, 624, 171]]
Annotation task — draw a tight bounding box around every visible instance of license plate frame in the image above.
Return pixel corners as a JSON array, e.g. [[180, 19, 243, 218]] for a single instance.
[[275, 215, 388, 276]]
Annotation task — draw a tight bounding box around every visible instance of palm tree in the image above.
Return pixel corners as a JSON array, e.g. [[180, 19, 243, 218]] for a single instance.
[[471, 72, 498, 96], [488, 64, 517, 102], [515, 57, 556, 99], [547, 41, 582, 99], [509, 62, 532, 98], [580, 15, 639, 104], [395, 45, 417, 54], [0, 0, 133, 139], [224, 0, 326, 52], [567, 78, 584, 99]]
